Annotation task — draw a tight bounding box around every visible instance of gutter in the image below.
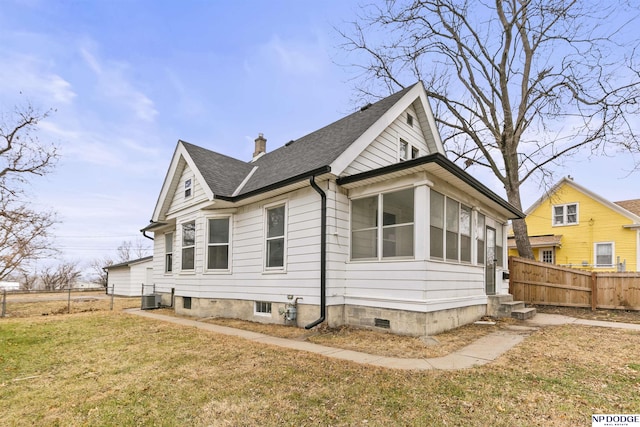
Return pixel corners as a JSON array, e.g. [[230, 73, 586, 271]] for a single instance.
[[336, 153, 525, 219], [305, 175, 327, 329], [216, 165, 331, 202]]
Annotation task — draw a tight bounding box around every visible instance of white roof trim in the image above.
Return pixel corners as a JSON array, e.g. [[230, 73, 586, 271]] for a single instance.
[[330, 83, 445, 176], [152, 141, 215, 221], [232, 166, 258, 197]]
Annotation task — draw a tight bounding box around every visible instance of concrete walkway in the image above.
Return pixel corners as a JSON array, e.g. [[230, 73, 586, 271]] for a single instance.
[[126, 309, 640, 371]]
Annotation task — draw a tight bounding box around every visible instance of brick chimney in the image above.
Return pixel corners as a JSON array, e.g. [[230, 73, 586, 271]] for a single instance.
[[253, 133, 266, 159]]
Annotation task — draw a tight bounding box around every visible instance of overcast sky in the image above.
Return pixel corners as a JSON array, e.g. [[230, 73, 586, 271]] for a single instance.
[[1, 0, 638, 276]]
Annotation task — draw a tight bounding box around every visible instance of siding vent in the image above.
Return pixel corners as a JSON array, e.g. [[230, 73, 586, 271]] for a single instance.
[[374, 318, 391, 329], [183, 296, 192, 310]]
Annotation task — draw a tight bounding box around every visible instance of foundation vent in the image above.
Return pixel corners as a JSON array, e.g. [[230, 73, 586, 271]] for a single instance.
[[374, 318, 390, 329]]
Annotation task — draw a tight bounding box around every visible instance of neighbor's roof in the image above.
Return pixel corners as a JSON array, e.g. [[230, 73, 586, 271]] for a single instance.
[[614, 199, 640, 217], [507, 234, 562, 249], [104, 256, 153, 270]]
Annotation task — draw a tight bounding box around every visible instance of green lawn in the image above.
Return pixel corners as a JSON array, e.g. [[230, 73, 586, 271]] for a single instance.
[[1, 311, 639, 426]]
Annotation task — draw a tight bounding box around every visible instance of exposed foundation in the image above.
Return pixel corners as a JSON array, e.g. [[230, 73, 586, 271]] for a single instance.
[[166, 295, 487, 336]]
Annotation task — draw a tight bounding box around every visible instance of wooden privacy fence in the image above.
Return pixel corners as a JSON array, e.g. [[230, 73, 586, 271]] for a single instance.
[[509, 257, 640, 311]]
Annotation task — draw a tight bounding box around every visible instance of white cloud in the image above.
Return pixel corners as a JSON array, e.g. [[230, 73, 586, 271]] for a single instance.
[[0, 53, 76, 105], [79, 45, 158, 123], [250, 34, 328, 76]]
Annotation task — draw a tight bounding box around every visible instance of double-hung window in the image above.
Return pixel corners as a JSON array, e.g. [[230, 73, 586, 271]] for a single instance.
[[207, 217, 230, 270], [165, 233, 173, 273], [594, 242, 614, 267], [181, 221, 196, 271], [553, 203, 578, 226], [430, 190, 472, 263], [266, 205, 286, 269], [351, 188, 414, 260]]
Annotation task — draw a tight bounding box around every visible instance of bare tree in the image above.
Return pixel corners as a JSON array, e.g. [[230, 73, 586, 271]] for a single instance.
[[0, 104, 59, 277], [40, 261, 82, 291], [116, 238, 151, 263], [339, 0, 640, 258], [0, 195, 57, 281], [89, 255, 114, 287]]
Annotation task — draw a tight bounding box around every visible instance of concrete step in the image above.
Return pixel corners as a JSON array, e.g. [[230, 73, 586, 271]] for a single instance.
[[501, 300, 525, 311], [511, 307, 537, 320]]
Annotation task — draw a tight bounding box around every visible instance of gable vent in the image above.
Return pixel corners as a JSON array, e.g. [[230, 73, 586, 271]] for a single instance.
[[374, 318, 390, 329]]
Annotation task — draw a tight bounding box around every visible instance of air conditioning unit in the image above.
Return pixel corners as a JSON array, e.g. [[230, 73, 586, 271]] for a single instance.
[[141, 294, 162, 310]]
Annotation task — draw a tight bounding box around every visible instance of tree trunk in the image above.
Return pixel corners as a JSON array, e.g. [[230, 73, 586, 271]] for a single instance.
[[504, 183, 534, 259]]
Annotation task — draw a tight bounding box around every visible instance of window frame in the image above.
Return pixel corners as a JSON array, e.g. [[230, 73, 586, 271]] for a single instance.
[[552, 203, 578, 226], [254, 301, 272, 316], [181, 220, 196, 271], [350, 188, 415, 261], [594, 242, 614, 268], [399, 138, 409, 161], [407, 113, 414, 127], [540, 248, 554, 264], [184, 178, 193, 199], [164, 232, 173, 273], [264, 202, 287, 271], [430, 190, 473, 264], [206, 216, 231, 272]]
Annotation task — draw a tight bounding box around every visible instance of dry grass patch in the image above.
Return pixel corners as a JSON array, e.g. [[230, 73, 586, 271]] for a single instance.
[[2, 291, 141, 317], [201, 314, 518, 358], [1, 311, 639, 426]]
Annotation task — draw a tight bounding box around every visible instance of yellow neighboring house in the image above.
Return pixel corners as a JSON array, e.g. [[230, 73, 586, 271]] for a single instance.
[[508, 177, 640, 271]]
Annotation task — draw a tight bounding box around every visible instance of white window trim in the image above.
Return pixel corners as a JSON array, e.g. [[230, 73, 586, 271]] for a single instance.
[[540, 247, 555, 264], [180, 220, 196, 273], [552, 203, 579, 226], [399, 138, 409, 161], [205, 215, 232, 273], [263, 201, 287, 272], [594, 241, 615, 268], [254, 301, 272, 316], [350, 186, 415, 262], [164, 232, 174, 274], [184, 176, 194, 199]]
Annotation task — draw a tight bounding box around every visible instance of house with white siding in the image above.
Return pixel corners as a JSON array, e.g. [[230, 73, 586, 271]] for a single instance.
[[105, 256, 153, 297], [141, 83, 525, 335]]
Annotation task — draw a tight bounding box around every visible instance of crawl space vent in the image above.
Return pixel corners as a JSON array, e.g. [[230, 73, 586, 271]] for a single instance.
[[374, 318, 391, 329]]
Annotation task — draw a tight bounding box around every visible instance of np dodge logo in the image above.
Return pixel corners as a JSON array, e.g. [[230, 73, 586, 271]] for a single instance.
[[593, 414, 640, 427]]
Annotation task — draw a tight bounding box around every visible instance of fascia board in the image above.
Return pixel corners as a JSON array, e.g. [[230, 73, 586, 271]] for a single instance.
[[331, 84, 429, 176], [152, 141, 215, 221]]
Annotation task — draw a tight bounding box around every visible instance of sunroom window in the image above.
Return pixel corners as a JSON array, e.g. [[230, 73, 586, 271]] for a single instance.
[[430, 190, 472, 263], [351, 188, 414, 260]]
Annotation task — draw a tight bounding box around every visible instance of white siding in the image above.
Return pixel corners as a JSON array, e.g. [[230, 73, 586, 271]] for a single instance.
[[343, 105, 431, 175], [166, 163, 208, 216], [152, 186, 327, 304], [108, 260, 153, 297]]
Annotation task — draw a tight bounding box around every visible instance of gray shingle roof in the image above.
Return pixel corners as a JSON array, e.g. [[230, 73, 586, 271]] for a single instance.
[[183, 84, 418, 199], [181, 141, 254, 197]]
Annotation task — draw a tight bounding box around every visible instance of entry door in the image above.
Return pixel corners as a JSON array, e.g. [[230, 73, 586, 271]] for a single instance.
[[485, 226, 496, 295]]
